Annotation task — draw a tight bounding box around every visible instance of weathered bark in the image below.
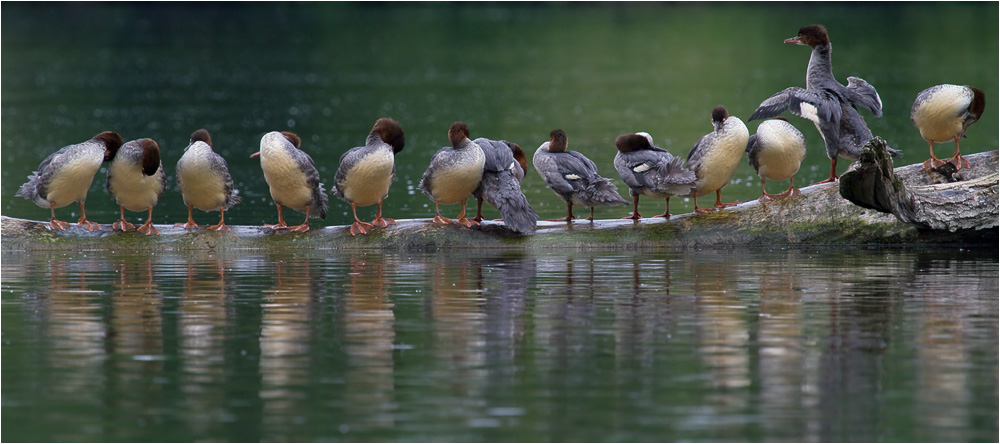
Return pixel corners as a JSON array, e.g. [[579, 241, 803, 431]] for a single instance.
[[2, 150, 996, 252], [840, 138, 998, 232]]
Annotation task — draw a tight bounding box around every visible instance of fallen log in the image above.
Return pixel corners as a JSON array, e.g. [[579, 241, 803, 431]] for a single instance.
[[840, 138, 998, 232], [2, 150, 996, 252]]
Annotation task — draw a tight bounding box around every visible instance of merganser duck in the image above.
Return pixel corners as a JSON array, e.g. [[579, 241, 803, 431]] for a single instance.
[[174, 129, 241, 231], [686, 106, 749, 214], [749, 24, 898, 184], [613, 132, 696, 219], [106, 138, 167, 235], [16, 131, 123, 231], [251, 131, 329, 232], [533, 129, 628, 221], [745, 117, 807, 201], [419, 122, 486, 227], [471, 137, 538, 233], [333, 117, 406, 236], [910, 84, 985, 170]]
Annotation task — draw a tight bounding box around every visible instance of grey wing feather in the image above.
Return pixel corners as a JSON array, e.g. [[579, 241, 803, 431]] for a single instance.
[[846, 76, 883, 117], [745, 133, 762, 173], [297, 150, 328, 219], [333, 145, 364, 200], [474, 138, 515, 173], [749, 87, 841, 124]]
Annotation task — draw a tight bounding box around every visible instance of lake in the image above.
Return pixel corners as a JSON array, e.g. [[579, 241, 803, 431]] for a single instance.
[[2, 247, 997, 442], [1, 3, 998, 443]]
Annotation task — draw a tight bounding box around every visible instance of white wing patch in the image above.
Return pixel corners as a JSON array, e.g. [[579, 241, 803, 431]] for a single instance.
[[633, 164, 652, 173], [799, 102, 820, 124], [564, 174, 581, 180], [508, 161, 517, 171]]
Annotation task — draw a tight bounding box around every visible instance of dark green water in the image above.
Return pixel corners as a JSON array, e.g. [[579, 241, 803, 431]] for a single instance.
[[1, 3, 997, 226], [2, 3, 999, 443], [2, 247, 998, 442]]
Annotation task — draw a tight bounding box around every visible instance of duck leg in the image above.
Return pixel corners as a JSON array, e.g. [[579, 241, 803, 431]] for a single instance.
[[263, 204, 289, 230], [653, 198, 673, 218], [47, 202, 71, 231], [455, 199, 479, 227], [472, 197, 486, 222], [207, 207, 231, 231], [693, 191, 715, 215], [175, 205, 199, 230], [713, 189, 740, 210], [921, 140, 947, 169], [549, 202, 576, 221], [349, 202, 373, 236], [776, 177, 801, 198], [370, 201, 396, 228], [583, 206, 596, 221], [75, 201, 102, 231], [136, 207, 160, 235], [758, 178, 783, 202], [431, 201, 453, 224], [947, 137, 971, 169], [812, 158, 840, 185], [112, 205, 136, 231], [622, 195, 642, 220], [288, 205, 312, 232]]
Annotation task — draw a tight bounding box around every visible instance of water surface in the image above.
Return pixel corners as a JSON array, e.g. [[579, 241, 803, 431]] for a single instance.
[[2, 247, 997, 442]]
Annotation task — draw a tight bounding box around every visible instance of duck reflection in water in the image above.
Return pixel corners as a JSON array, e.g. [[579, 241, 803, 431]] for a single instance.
[[342, 254, 397, 430], [258, 255, 316, 437]]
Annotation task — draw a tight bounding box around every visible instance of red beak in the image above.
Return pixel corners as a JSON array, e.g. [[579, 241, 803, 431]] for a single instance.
[[784, 36, 801, 44], [250, 151, 261, 158]]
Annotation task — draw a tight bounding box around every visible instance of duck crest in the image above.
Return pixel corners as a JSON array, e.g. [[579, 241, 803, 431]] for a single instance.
[[614, 133, 652, 153], [448, 122, 470, 148], [98, 131, 125, 161], [548, 129, 568, 153], [372, 117, 406, 153], [507, 141, 528, 172], [139, 139, 161, 176], [969, 86, 986, 120], [190, 128, 212, 146], [281, 131, 302, 148]]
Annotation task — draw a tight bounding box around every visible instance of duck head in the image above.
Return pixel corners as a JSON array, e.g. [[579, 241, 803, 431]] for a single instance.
[[97, 131, 125, 162], [448, 122, 470, 148], [139, 139, 161, 176], [785, 24, 829, 47], [548, 129, 568, 153], [614, 132, 654, 153], [281, 131, 302, 148], [186, 128, 212, 152], [372, 117, 406, 154], [506, 141, 528, 172], [711, 105, 730, 131]]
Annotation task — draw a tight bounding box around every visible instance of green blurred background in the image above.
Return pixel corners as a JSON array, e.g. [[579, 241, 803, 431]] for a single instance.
[[3, 2, 997, 227]]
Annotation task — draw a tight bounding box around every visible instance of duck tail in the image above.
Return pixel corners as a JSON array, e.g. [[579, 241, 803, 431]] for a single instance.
[[16, 173, 46, 207], [583, 177, 629, 207], [312, 182, 329, 220], [480, 172, 538, 233]]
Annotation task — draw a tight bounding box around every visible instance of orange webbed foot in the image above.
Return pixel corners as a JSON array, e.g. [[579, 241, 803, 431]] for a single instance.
[[112, 220, 136, 232], [288, 223, 311, 233], [370, 217, 395, 228], [948, 154, 971, 169], [652, 211, 671, 219], [432, 215, 453, 225], [207, 223, 231, 232], [174, 221, 199, 230], [49, 219, 71, 231], [456, 217, 479, 228], [76, 217, 102, 231], [262, 222, 288, 230], [922, 157, 947, 170], [694, 207, 716, 215], [349, 221, 373, 236], [137, 222, 160, 236]]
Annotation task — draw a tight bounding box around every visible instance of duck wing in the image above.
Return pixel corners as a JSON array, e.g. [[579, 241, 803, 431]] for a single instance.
[[749, 87, 843, 125], [845, 76, 883, 117]]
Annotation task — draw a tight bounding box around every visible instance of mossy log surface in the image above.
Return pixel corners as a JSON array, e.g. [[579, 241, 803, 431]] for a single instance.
[[2, 150, 996, 252]]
